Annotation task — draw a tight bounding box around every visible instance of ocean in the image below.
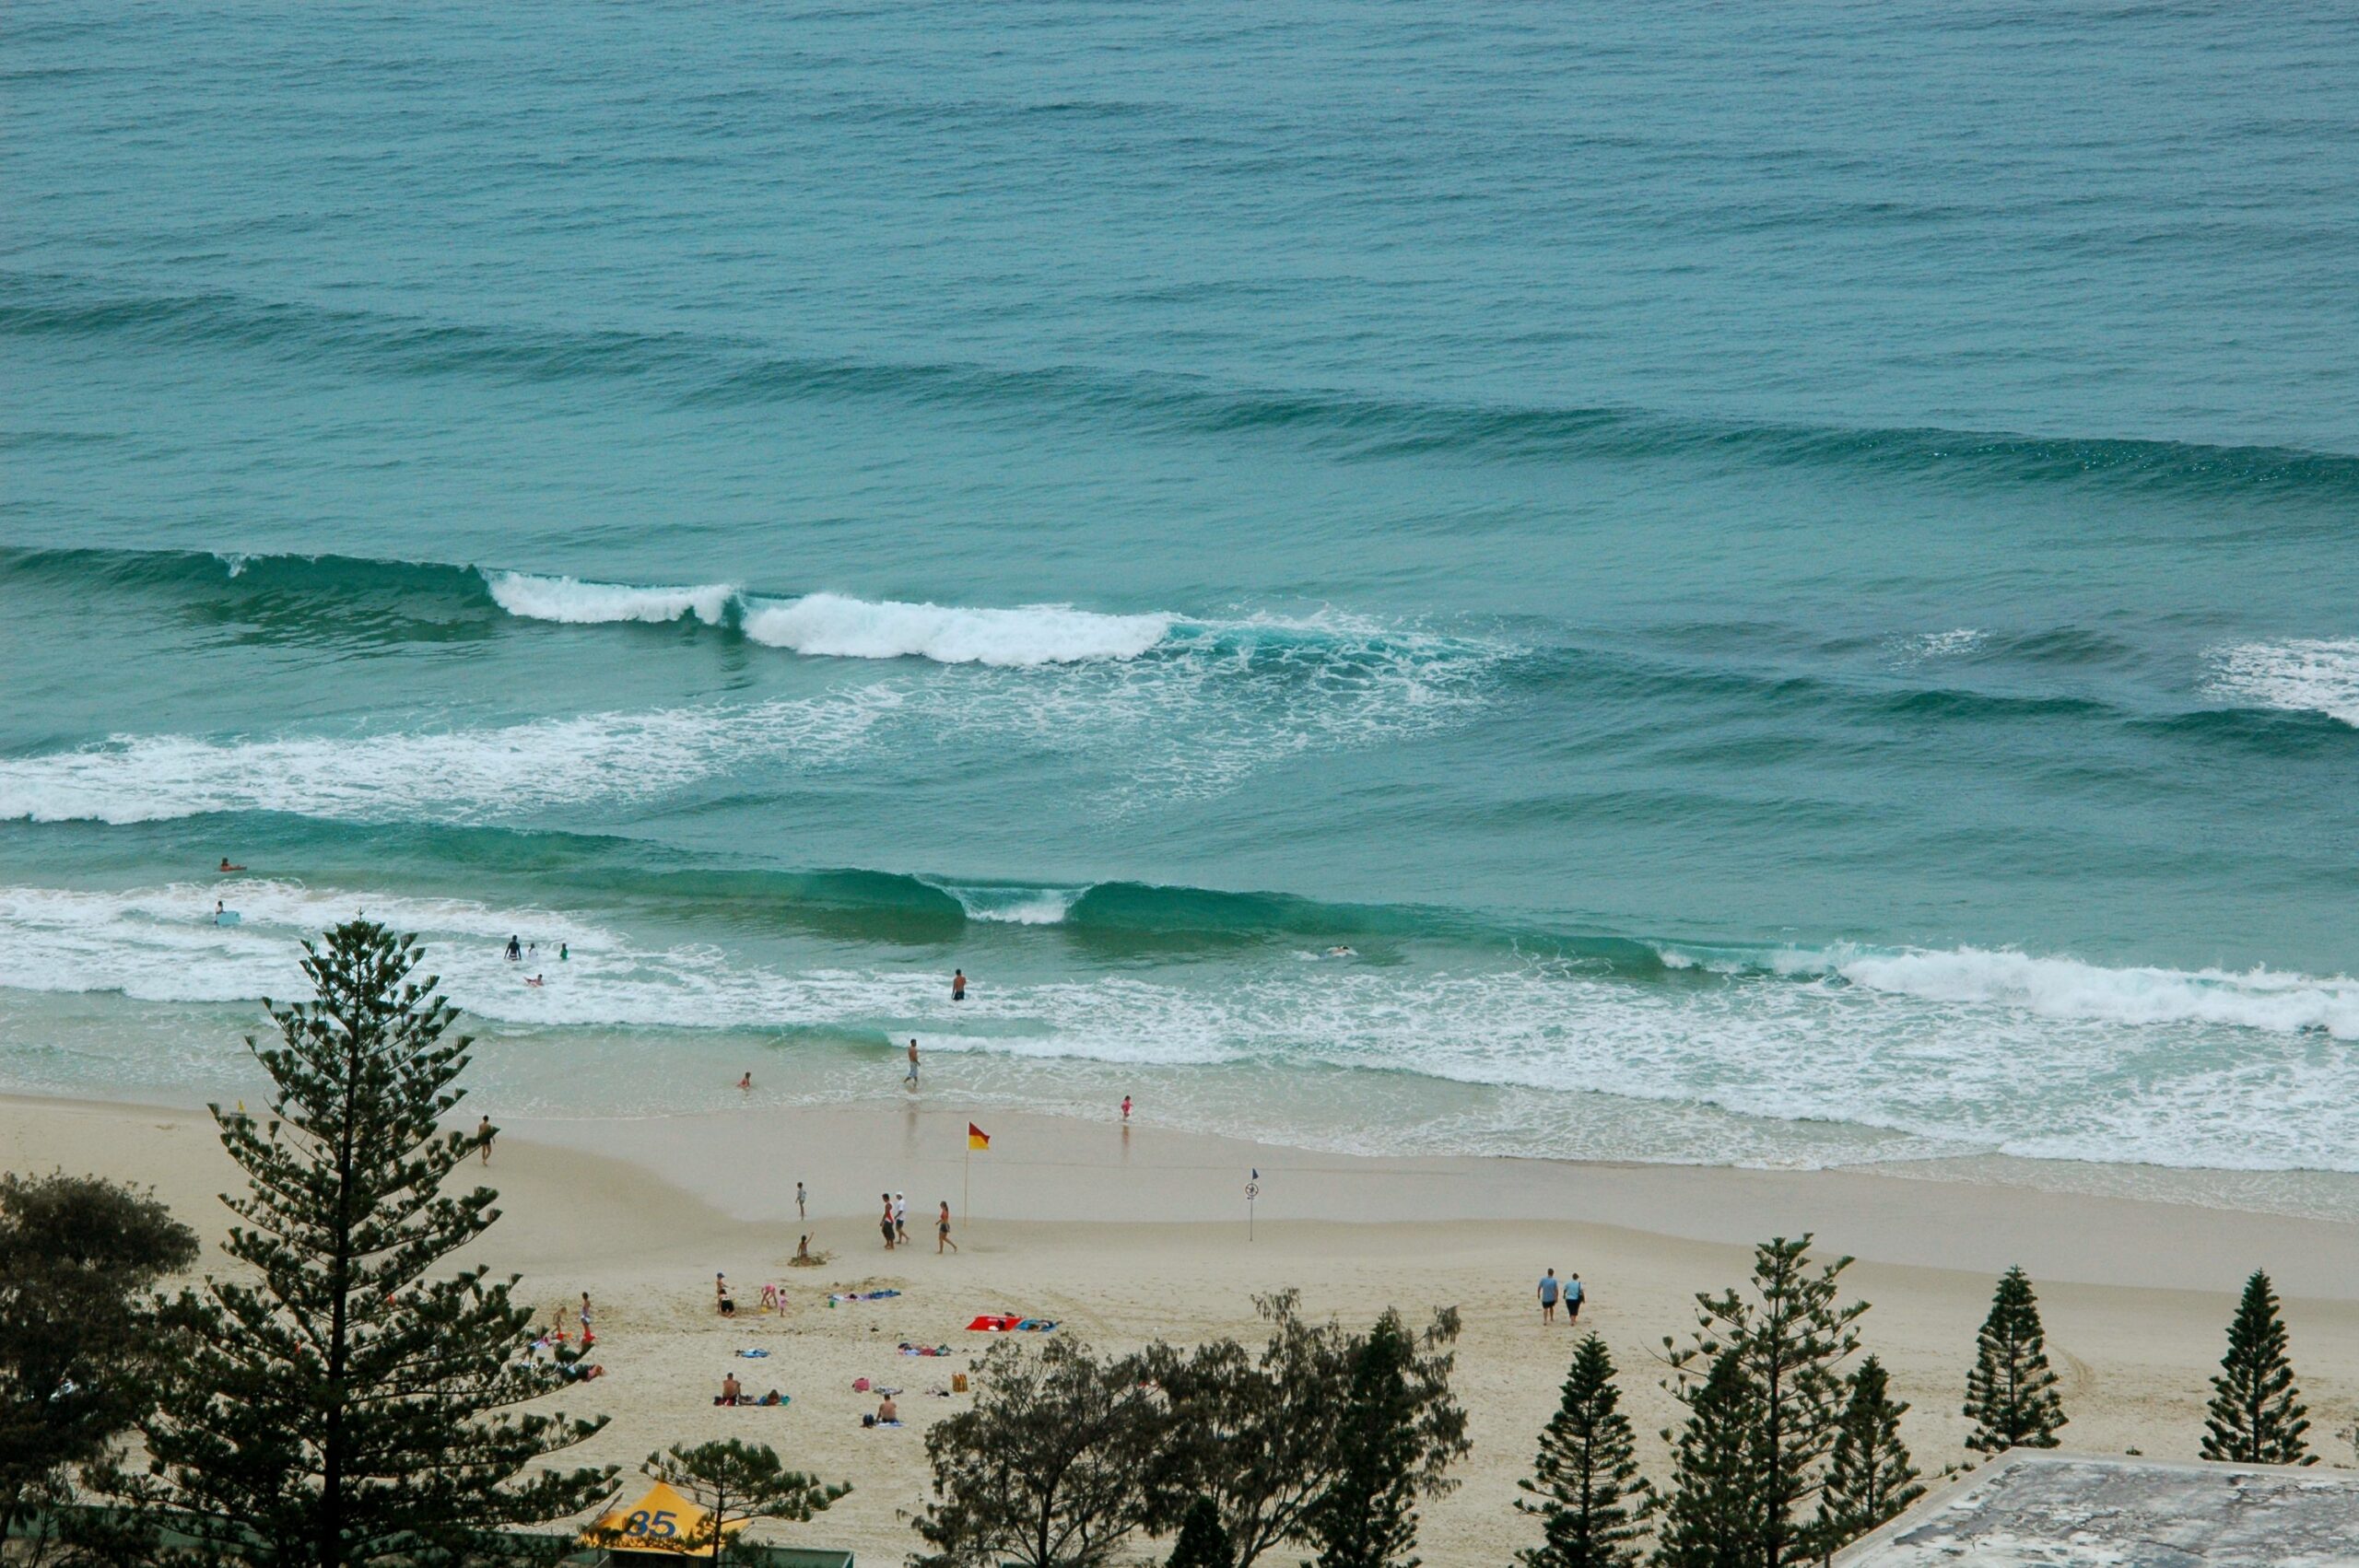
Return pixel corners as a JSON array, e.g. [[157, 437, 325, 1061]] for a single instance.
[[4, 1, 2356, 1188]]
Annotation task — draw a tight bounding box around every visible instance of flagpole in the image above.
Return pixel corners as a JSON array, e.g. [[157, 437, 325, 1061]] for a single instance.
[[963, 1133, 971, 1230]]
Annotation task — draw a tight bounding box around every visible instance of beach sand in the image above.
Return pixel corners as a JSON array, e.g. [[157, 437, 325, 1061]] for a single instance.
[[7, 1093, 2356, 1562]]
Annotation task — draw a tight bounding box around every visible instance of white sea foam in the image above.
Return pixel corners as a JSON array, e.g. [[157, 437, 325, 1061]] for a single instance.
[[487, 571, 738, 626], [740, 592, 1172, 665], [0, 692, 903, 825], [2206, 638, 2359, 727], [0, 603, 1508, 825], [6, 881, 2358, 1173], [1668, 942, 2359, 1039], [1891, 627, 1987, 661], [933, 883, 1086, 925]]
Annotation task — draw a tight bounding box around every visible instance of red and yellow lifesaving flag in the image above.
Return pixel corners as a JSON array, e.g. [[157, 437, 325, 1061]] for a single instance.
[[968, 1122, 991, 1151]]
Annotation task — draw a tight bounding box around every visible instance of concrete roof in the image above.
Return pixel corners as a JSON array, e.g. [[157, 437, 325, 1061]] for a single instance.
[[1833, 1451, 2359, 1567]]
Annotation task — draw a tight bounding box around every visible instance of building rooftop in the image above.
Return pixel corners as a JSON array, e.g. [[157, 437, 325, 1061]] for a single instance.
[[1835, 1452, 2359, 1567]]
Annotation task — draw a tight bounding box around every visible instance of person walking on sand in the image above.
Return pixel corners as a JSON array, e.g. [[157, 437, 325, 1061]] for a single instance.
[[880, 1194, 897, 1249], [478, 1115, 495, 1165], [893, 1192, 909, 1246], [937, 1199, 957, 1254], [951, 968, 967, 1001], [579, 1292, 593, 1337], [795, 1180, 806, 1221], [904, 1037, 920, 1087], [1565, 1271, 1585, 1322], [1537, 1268, 1560, 1325], [1121, 1094, 1133, 1123]]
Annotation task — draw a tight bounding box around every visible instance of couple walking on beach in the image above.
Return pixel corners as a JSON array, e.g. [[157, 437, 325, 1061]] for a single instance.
[[1538, 1268, 1583, 1325]]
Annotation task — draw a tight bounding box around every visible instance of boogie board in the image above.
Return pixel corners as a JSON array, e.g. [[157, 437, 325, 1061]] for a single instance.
[[213, 910, 241, 926]]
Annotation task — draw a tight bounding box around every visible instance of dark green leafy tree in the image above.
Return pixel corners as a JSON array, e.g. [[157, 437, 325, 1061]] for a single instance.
[[117, 919, 613, 1567], [1812, 1357, 1921, 1559], [2201, 1270, 2312, 1466], [1300, 1312, 1427, 1568], [1962, 1268, 2065, 1454], [1650, 1348, 1766, 1568], [1516, 1334, 1651, 1568], [1164, 1496, 1232, 1568], [594, 1441, 847, 1564], [1137, 1293, 1467, 1568], [910, 1335, 1167, 1568], [0, 1173, 198, 1539], [1658, 1236, 1866, 1567]]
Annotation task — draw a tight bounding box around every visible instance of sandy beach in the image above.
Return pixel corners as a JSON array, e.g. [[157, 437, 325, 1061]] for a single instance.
[[6, 1091, 2355, 1563]]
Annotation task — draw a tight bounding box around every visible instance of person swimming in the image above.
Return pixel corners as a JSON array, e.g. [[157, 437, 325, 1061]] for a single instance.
[[217, 857, 246, 872], [525, 974, 544, 988]]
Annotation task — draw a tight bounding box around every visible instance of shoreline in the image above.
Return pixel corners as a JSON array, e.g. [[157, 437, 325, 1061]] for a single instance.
[[6, 1087, 2357, 1561], [10, 1086, 2359, 1294]]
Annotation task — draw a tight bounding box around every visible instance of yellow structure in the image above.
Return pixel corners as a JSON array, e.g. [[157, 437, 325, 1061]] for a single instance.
[[582, 1481, 752, 1556]]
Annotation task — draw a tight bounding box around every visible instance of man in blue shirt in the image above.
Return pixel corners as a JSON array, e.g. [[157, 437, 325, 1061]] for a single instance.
[[1538, 1268, 1561, 1325], [1565, 1271, 1585, 1322]]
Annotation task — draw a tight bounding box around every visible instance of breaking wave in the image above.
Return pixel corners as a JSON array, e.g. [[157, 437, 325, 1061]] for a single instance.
[[4, 879, 2356, 1170]]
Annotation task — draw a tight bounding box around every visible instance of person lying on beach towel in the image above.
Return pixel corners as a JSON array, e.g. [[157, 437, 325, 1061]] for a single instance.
[[830, 1289, 902, 1304], [898, 1342, 952, 1356]]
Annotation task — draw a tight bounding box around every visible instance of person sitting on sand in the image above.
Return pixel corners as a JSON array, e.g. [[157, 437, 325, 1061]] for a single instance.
[[795, 1234, 812, 1262], [758, 1388, 783, 1406], [875, 1394, 898, 1423], [719, 1373, 742, 1407]]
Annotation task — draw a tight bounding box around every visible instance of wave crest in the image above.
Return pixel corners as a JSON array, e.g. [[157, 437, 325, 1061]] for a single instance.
[[2207, 638, 2359, 728], [487, 571, 736, 626], [741, 592, 1172, 666]]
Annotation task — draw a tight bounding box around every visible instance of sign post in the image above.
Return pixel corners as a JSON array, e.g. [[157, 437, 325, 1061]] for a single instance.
[[1245, 1168, 1260, 1242]]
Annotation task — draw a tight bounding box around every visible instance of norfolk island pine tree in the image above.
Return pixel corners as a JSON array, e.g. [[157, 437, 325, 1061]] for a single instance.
[[2201, 1270, 2312, 1466], [1516, 1333, 1651, 1568], [1962, 1267, 2065, 1454], [116, 921, 613, 1568]]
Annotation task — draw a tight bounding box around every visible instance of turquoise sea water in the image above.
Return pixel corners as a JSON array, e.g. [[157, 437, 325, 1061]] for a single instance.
[[4, 2, 2356, 1174]]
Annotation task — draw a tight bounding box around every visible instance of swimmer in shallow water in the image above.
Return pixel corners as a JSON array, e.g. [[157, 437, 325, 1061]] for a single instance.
[[1325, 945, 1356, 958], [217, 857, 246, 872]]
